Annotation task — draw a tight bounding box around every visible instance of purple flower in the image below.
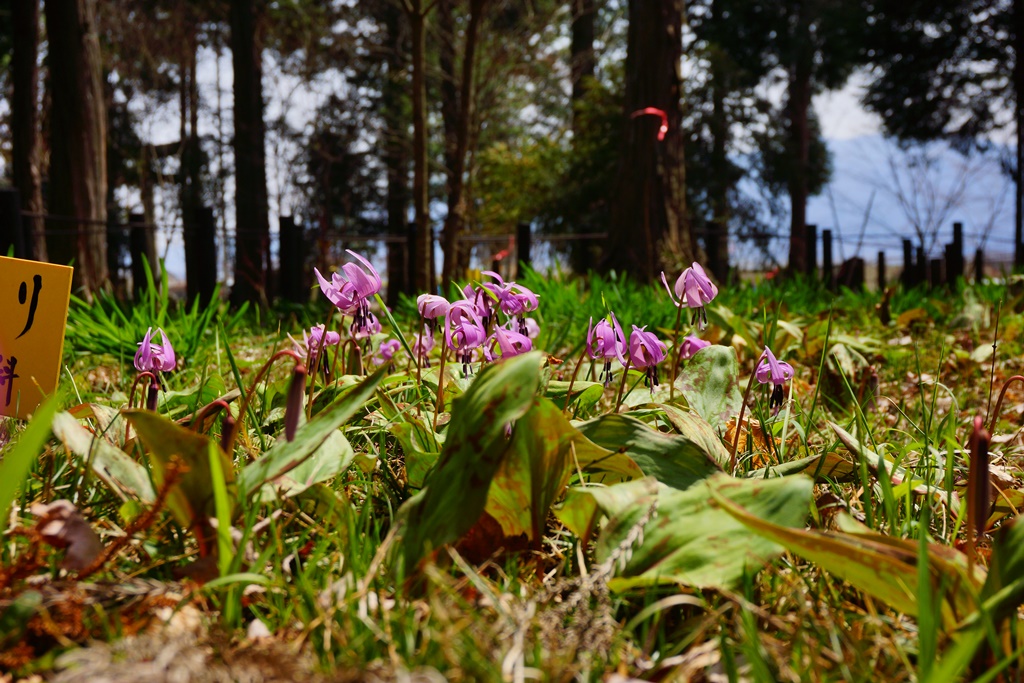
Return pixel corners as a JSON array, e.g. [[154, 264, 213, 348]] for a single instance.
[[755, 346, 794, 412], [679, 335, 711, 360], [445, 301, 489, 376], [314, 250, 382, 334], [371, 339, 401, 366], [462, 282, 496, 330], [289, 325, 340, 363], [524, 317, 540, 339], [349, 312, 381, 340], [417, 294, 450, 333], [587, 313, 627, 387], [481, 271, 539, 334], [629, 326, 667, 391], [488, 325, 533, 360], [661, 262, 719, 330], [413, 328, 435, 367], [134, 327, 176, 373]]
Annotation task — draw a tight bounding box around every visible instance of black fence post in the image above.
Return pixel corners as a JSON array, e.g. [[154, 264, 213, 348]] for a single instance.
[[279, 215, 306, 304], [406, 221, 417, 295], [975, 248, 985, 284], [129, 212, 159, 297], [0, 188, 25, 258], [877, 251, 886, 291], [916, 246, 927, 288], [805, 224, 817, 277], [901, 239, 913, 287], [186, 206, 217, 306], [516, 221, 531, 278], [952, 221, 964, 282], [822, 229, 834, 290], [929, 258, 943, 290]]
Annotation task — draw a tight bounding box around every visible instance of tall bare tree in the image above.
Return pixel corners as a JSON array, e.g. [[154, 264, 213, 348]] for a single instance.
[[11, 0, 46, 261], [45, 0, 108, 294]]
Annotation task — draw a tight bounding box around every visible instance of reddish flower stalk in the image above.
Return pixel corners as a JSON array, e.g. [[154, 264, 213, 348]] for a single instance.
[[223, 348, 304, 456]]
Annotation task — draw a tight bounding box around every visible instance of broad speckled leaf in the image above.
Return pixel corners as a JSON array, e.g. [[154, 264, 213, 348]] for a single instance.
[[238, 365, 388, 496], [399, 352, 544, 575], [577, 414, 721, 491], [52, 411, 155, 503], [484, 398, 577, 541], [390, 417, 442, 488], [544, 380, 604, 416], [716, 494, 984, 629], [673, 345, 743, 428], [572, 474, 812, 590], [124, 409, 235, 529], [657, 403, 732, 470], [747, 451, 857, 481]]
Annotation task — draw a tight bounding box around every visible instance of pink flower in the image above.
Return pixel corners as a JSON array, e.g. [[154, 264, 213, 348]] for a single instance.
[[314, 250, 382, 334], [417, 294, 450, 332], [289, 325, 340, 362], [587, 313, 626, 386], [629, 326, 667, 392], [755, 346, 794, 412], [487, 325, 533, 361], [661, 262, 718, 330], [371, 339, 401, 366], [679, 335, 711, 360], [524, 317, 540, 339], [445, 301, 489, 376], [349, 312, 381, 340], [413, 328, 436, 367], [134, 327, 176, 373]]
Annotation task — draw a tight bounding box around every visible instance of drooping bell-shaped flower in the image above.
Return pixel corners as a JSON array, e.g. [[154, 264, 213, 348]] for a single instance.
[[413, 327, 436, 367], [289, 324, 341, 364], [587, 313, 627, 387], [314, 250, 382, 334], [629, 326, 667, 391], [481, 271, 540, 333], [349, 311, 381, 340], [678, 335, 711, 361], [755, 346, 794, 412], [462, 282, 495, 331], [134, 327, 177, 373], [371, 339, 401, 366], [524, 317, 540, 340], [417, 294, 450, 333], [661, 262, 718, 330], [488, 325, 533, 361], [445, 301, 489, 377]]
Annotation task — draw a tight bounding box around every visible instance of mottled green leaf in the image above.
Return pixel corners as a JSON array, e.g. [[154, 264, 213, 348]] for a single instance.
[[577, 413, 721, 491], [399, 352, 544, 575], [673, 345, 743, 428], [53, 410, 155, 503], [574, 474, 812, 590], [657, 403, 732, 470]]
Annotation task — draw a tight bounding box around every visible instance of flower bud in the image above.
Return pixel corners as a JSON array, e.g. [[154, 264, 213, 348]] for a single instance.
[[146, 382, 160, 412], [220, 413, 236, 453], [968, 415, 991, 538], [285, 364, 308, 442]]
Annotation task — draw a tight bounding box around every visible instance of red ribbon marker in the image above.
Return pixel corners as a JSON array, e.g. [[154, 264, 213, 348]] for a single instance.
[[630, 107, 669, 141]]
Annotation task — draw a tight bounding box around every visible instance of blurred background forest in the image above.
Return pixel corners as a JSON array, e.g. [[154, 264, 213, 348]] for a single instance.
[[0, 0, 1019, 304]]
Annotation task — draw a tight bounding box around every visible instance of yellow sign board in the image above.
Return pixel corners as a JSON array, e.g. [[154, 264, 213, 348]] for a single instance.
[[0, 256, 73, 419]]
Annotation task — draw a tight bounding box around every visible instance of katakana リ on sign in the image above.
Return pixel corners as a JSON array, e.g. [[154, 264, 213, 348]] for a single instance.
[[0, 256, 73, 419]]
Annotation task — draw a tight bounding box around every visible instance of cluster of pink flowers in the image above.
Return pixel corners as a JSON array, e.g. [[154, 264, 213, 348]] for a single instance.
[[417, 271, 540, 376], [586, 313, 668, 391]]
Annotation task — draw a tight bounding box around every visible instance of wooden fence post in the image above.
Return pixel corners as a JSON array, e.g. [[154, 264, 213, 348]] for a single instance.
[[186, 206, 217, 306], [975, 248, 985, 283], [901, 239, 913, 287], [822, 229, 834, 289], [0, 188, 25, 258], [916, 246, 927, 288], [929, 258, 943, 289], [517, 221, 531, 278], [952, 221, 964, 282], [877, 251, 886, 291], [406, 221, 418, 295]]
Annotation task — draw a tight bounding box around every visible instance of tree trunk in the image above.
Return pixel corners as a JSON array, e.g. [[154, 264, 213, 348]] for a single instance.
[[606, 0, 694, 279], [11, 0, 46, 262], [706, 0, 729, 281], [1014, 0, 1023, 268], [382, 3, 411, 306], [408, 0, 433, 293], [440, 0, 486, 288], [181, 18, 206, 302], [230, 0, 270, 305], [786, 1, 812, 274], [570, 0, 596, 136], [45, 0, 108, 295]]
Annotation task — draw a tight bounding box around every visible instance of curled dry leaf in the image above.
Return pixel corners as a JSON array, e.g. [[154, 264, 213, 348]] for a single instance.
[[30, 500, 103, 571]]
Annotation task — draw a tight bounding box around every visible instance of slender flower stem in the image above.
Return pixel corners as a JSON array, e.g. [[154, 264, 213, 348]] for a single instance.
[[731, 367, 759, 473], [988, 375, 1024, 434], [188, 398, 233, 429], [433, 345, 449, 432], [613, 359, 631, 413], [668, 304, 684, 401], [128, 372, 158, 410], [562, 344, 590, 415], [224, 348, 303, 457]]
